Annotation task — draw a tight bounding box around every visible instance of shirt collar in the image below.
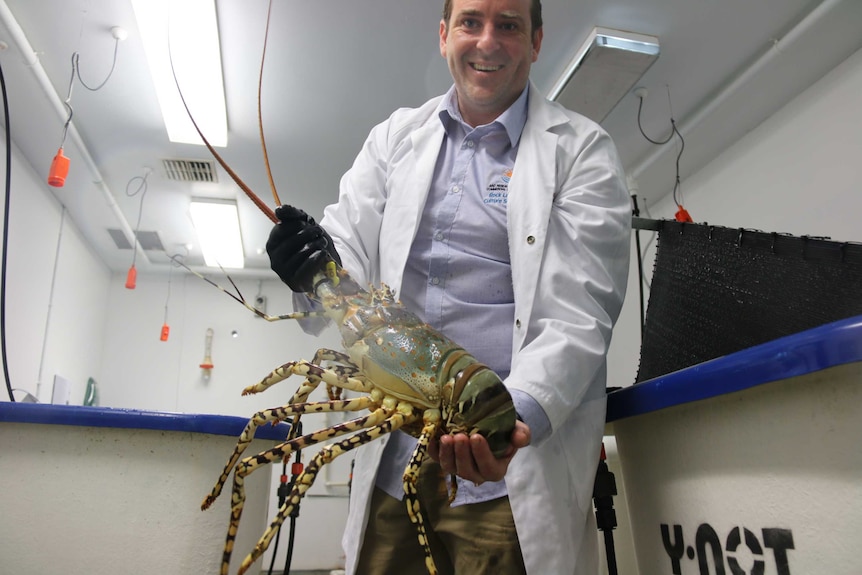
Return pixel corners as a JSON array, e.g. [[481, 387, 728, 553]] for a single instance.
[[438, 84, 529, 147]]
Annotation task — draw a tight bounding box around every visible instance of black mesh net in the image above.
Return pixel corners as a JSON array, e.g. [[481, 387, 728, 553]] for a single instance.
[[635, 221, 862, 383]]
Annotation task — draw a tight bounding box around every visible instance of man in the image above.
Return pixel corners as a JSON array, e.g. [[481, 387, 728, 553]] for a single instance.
[[267, 0, 631, 572]]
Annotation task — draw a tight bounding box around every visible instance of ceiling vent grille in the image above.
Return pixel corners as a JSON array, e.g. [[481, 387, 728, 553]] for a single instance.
[[134, 230, 166, 251], [107, 228, 132, 250], [162, 158, 218, 182], [108, 229, 165, 251]]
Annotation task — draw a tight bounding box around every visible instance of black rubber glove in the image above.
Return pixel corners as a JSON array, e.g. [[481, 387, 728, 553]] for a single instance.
[[266, 205, 341, 293]]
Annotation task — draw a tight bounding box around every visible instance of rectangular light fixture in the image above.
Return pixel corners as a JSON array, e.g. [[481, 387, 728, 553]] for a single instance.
[[549, 27, 660, 123], [132, 0, 228, 146], [189, 199, 244, 268]]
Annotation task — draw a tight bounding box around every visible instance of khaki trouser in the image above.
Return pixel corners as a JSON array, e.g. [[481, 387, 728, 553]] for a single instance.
[[355, 459, 527, 575]]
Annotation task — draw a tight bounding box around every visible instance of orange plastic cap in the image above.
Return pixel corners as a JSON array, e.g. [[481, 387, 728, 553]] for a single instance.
[[125, 265, 137, 289], [675, 206, 693, 223], [48, 148, 70, 187]]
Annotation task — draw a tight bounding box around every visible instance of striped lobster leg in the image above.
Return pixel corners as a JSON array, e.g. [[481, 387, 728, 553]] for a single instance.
[[235, 410, 416, 575], [403, 421, 443, 575]]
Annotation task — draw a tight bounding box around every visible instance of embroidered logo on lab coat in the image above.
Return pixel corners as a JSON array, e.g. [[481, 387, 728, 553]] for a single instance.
[[484, 168, 512, 206]]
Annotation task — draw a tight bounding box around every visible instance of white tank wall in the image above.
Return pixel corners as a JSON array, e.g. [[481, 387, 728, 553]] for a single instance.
[[0, 421, 274, 575], [613, 362, 862, 575]]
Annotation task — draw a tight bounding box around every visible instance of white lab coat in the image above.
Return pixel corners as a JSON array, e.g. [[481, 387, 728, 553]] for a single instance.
[[321, 82, 631, 575]]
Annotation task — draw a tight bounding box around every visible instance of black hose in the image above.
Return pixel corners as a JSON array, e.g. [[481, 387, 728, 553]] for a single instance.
[[631, 196, 646, 341], [266, 421, 303, 575], [0, 57, 15, 402]]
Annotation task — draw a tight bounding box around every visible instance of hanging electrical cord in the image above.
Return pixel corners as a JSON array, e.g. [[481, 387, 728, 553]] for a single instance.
[[46, 51, 80, 188], [124, 169, 151, 289], [72, 31, 122, 92], [635, 87, 691, 222], [0, 57, 14, 402], [160, 254, 183, 342], [49, 27, 125, 188]]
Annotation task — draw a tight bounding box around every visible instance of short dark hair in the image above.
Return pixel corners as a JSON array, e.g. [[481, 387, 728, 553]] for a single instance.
[[442, 0, 543, 34]]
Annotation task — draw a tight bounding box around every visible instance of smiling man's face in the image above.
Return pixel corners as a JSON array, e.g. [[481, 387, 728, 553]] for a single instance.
[[440, 0, 542, 127]]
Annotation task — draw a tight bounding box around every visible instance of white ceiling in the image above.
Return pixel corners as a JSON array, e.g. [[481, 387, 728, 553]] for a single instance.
[[0, 0, 860, 277]]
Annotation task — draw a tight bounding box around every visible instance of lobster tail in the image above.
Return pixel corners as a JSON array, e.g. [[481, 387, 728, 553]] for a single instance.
[[448, 364, 516, 458]]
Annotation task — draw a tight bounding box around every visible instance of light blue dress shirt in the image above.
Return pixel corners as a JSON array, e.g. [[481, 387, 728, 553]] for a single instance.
[[375, 85, 551, 506]]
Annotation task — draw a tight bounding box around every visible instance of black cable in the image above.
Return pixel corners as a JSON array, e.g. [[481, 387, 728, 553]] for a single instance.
[[631, 196, 645, 340], [636, 90, 687, 208], [266, 458, 289, 575], [282, 503, 299, 575], [602, 530, 619, 575], [265, 421, 302, 575], [593, 446, 619, 575], [282, 421, 303, 575], [0, 57, 15, 402]]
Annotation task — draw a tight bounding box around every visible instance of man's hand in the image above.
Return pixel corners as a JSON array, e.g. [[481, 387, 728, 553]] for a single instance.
[[266, 205, 341, 293], [429, 420, 531, 485]]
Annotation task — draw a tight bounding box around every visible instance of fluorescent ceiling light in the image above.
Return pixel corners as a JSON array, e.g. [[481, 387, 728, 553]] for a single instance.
[[132, 0, 227, 146], [189, 199, 244, 268], [549, 27, 660, 123]]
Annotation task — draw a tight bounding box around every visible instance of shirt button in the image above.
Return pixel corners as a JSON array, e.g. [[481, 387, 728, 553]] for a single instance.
[[526, 235, 536, 245], [515, 319, 522, 328], [466, 140, 475, 148], [452, 185, 460, 194], [434, 232, 444, 241], [431, 277, 440, 285]]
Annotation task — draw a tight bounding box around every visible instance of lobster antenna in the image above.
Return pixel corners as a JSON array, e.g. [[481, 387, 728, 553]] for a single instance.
[[258, 0, 282, 207], [168, 255, 325, 322], [168, 30, 278, 223]]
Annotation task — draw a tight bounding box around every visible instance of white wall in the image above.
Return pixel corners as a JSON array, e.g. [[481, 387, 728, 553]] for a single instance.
[[606, 45, 862, 390], [99, 272, 341, 415], [0, 136, 110, 405]]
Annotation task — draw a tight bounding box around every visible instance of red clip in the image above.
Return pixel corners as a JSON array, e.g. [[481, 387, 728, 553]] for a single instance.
[[291, 462, 304, 475]]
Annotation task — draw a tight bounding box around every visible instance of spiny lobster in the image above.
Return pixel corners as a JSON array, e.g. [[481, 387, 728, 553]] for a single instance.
[[174, 7, 518, 575]]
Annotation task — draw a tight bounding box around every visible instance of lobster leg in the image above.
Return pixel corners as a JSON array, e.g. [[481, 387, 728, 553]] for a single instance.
[[202, 396, 376, 511], [236, 410, 416, 575], [240, 355, 372, 448], [220, 403, 394, 575], [403, 421, 443, 575], [241, 353, 370, 398]]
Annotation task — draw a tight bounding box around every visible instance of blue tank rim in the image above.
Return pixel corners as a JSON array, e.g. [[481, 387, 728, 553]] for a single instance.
[[0, 401, 291, 440], [607, 314, 862, 422]]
